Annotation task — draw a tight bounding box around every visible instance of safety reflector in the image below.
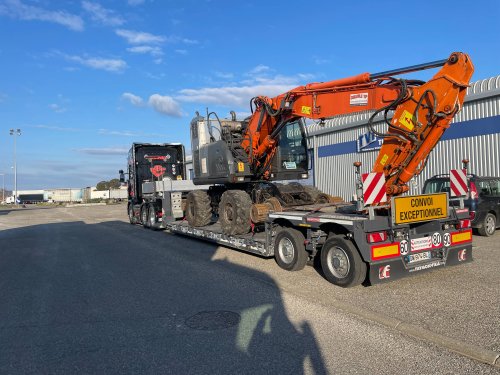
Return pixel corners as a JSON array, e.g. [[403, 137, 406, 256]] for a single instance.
[[367, 231, 388, 243], [371, 243, 400, 260], [450, 169, 468, 197], [457, 219, 471, 229], [362, 172, 387, 205], [451, 229, 472, 245]]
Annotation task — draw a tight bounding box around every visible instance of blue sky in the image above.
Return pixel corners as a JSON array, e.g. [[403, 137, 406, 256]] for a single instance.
[[0, 0, 498, 190]]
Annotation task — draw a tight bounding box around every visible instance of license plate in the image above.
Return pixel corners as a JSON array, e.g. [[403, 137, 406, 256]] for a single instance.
[[408, 251, 431, 264]]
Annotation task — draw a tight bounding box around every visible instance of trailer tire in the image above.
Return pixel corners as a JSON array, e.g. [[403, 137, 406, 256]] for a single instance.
[[185, 190, 212, 227], [141, 204, 150, 228], [320, 236, 366, 287], [219, 190, 252, 235], [128, 204, 137, 225], [274, 227, 308, 271]]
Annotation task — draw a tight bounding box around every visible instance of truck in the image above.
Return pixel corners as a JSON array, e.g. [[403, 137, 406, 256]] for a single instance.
[[123, 52, 475, 287]]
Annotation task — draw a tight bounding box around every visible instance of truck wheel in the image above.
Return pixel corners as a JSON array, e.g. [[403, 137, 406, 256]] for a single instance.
[[128, 204, 137, 224], [478, 213, 496, 236], [185, 190, 211, 227], [148, 204, 158, 230], [141, 204, 150, 228], [274, 227, 308, 271], [320, 236, 366, 287], [219, 190, 252, 235]]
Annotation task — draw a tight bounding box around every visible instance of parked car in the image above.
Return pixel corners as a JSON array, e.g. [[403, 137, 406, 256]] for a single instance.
[[422, 174, 500, 236]]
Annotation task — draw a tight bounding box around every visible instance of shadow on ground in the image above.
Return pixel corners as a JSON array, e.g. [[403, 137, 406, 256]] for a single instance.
[[0, 219, 328, 374]]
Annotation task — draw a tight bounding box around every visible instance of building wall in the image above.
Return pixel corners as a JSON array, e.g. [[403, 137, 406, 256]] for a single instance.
[[307, 76, 500, 201]]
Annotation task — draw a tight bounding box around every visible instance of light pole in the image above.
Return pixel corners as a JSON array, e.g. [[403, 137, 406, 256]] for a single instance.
[[0, 173, 4, 203], [9, 128, 21, 204]]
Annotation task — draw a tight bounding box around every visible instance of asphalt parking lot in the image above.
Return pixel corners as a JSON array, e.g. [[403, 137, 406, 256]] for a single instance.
[[0, 204, 498, 374]]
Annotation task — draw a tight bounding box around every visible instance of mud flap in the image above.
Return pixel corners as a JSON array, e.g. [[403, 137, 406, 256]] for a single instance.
[[368, 245, 473, 285]]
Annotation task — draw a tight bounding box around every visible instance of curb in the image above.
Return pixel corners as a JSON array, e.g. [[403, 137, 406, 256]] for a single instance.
[[66, 203, 107, 207], [314, 295, 500, 368]]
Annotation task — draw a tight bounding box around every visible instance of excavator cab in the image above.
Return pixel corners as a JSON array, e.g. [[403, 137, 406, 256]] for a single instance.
[[190, 113, 309, 184], [268, 119, 309, 181]]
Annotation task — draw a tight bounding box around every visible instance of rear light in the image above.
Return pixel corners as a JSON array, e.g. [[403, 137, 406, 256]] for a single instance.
[[469, 211, 476, 220], [367, 231, 388, 243], [157, 211, 163, 218], [456, 219, 471, 229], [470, 181, 478, 200]]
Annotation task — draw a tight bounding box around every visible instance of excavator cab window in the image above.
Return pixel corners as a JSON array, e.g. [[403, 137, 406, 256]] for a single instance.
[[270, 119, 309, 180]]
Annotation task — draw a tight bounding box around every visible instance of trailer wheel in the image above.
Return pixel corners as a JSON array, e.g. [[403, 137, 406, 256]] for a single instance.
[[128, 204, 137, 225], [141, 204, 150, 228], [219, 190, 252, 235], [274, 227, 308, 271], [320, 236, 366, 287], [185, 190, 212, 227]]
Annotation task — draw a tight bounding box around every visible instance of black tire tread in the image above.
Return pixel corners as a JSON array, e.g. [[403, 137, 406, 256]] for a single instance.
[[320, 235, 366, 288], [219, 190, 252, 235], [477, 213, 496, 237], [274, 227, 308, 271], [185, 190, 212, 227]]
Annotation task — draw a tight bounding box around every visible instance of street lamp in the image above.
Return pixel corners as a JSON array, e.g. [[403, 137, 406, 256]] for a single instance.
[[9, 128, 21, 204]]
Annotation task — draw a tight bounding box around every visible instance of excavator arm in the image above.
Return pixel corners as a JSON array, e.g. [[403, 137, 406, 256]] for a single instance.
[[240, 52, 474, 198]]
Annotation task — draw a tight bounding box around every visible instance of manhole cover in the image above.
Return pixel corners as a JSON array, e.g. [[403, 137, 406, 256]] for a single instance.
[[185, 311, 240, 330]]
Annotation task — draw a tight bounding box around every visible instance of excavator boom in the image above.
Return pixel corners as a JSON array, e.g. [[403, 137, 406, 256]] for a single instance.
[[241, 52, 474, 198]]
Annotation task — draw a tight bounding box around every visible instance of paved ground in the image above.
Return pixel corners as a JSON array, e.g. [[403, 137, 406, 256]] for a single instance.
[[0, 204, 498, 374]]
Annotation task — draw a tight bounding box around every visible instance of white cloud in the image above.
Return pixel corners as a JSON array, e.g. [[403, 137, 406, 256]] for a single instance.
[[248, 65, 271, 75], [98, 129, 171, 138], [64, 54, 127, 72], [34, 124, 80, 132], [127, 0, 145, 5], [49, 103, 67, 113], [0, 0, 84, 31], [176, 69, 316, 109], [175, 49, 187, 55], [82, 1, 124, 26], [148, 94, 182, 117], [126, 45, 163, 57], [177, 84, 294, 108], [121, 92, 144, 106], [115, 29, 165, 44], [75, 147, 129, 155]]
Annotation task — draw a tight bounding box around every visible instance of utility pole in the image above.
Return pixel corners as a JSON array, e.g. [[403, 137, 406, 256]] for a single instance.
[[0, 173, 4, 203], [9, 129, 21, 205]]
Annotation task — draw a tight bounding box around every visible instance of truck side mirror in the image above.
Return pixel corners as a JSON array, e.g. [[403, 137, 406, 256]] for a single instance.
[[119, 170, 125, 183]]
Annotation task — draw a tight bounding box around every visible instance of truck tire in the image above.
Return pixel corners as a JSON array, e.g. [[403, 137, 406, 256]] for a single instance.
[[185, 190, 212, 227], [274, 227, 308, 271], [128, 204, 137, 225], [320, 235, 366, 287], [478, 213, 496, 236], [148, 203, 158, 230], [141, 204, 150, 228], [219, 190, 252, 235]]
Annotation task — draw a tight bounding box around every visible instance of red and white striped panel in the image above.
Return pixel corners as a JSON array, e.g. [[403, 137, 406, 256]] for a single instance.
[[362, 172, 387, 205], [450, 169, 468, 197]]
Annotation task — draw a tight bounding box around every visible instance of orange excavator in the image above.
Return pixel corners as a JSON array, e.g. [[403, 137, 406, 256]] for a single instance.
[[240, 52, 474, 196], [188, 52, 474, 234]]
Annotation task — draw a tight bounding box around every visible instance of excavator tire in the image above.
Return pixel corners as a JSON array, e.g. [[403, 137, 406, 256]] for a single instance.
[[302, 185, 322, 202], [185, 190, 212, 227], [303, 185, 343, 204], [219, 190, 252, 235]]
